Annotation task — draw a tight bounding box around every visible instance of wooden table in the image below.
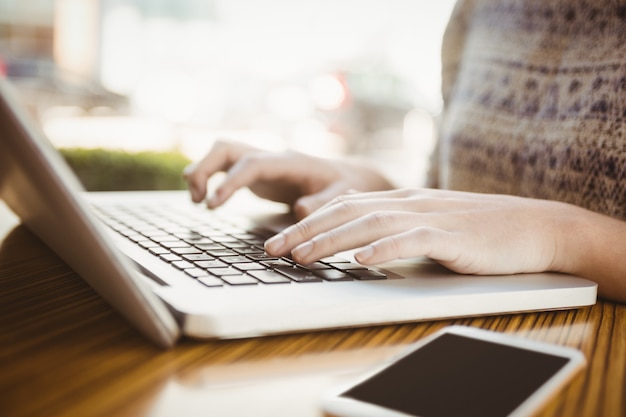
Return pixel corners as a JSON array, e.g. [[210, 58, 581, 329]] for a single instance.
[[1, 200, 624, 417]]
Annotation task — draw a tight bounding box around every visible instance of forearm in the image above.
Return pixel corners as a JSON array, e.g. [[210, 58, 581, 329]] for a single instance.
[[555, 205, 626, 303]]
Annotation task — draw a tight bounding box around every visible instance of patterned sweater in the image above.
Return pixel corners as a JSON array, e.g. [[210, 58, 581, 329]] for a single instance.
[[428, 0, 626, 220]]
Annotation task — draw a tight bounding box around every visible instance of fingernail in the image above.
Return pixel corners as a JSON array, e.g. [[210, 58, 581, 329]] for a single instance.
[[182, 164, 195, 176], [207, 188, 222, 207], [265, 233, 285, 254], [293, 241, 313, 260], [207, 194, 219, 207]]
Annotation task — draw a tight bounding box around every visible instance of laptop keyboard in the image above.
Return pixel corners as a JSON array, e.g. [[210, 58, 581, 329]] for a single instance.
[[93, 204, 387, 288]]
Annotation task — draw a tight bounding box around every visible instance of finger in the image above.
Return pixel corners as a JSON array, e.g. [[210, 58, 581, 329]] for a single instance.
[[208, 152, 307, 208], [267, 191, 468, 257], [289, 211, 424, 264], [293, 182, 355, 220], [266, 196, 397, 256], [313, 188, 413, 212], [316, 188, 477, 215], [184, 141, 253, 203], [182, 161, 207, 202], [355, 227, 459, 265]]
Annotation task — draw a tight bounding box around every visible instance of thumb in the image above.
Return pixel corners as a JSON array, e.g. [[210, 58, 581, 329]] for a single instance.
[[293, 182, 354, 220]]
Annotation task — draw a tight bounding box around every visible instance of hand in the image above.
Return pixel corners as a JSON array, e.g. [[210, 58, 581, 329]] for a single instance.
[[183, 140, 394, 219], [265, 188, 587, 276]]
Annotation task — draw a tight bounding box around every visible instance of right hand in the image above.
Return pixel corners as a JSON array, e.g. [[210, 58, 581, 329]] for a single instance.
[[183, 140, 394, 219]]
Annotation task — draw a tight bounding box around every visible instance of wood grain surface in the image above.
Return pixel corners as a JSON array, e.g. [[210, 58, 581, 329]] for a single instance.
[[0, 207, 624, 417]]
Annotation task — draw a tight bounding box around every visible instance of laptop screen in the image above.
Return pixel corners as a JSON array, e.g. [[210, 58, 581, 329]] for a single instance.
[[0, 78, 179, 347]]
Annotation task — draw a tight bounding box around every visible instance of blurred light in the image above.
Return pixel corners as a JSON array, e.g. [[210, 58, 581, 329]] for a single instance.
[[54, 0, 99, 79], [290, 118, 346, 156], [101, 4, 143, 94], [43, 115, 175, 152], [0, 58, 6, 77], [400, 107, 436, 187], [133, 73, 198, 123], [266, 85, 312, 121], [310, 74, 347, 111], [403, 108, 434, 148]]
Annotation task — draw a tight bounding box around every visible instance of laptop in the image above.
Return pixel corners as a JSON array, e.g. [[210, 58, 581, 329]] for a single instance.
[[0, 77, 598, 348]]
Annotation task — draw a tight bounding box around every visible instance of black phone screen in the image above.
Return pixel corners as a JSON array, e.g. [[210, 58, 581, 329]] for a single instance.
[[340, 333, 570, 417]]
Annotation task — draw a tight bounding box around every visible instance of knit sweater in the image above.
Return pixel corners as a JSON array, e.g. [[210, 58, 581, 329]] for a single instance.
[[428, 0, 626, 220]]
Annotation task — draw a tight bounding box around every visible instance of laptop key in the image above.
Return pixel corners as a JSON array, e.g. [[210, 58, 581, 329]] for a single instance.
[[195, 260, 228, 269], [276, 267, 323, 283], [149, 246, 170, 255], [234, 247, 264, 255], [198, 276, 224, 287], [233, 262, 267, 271], [248, 270, 291, 284], [261, 259, 293, 269], [182, 254, 215, 261], [295, 261, 330, 270], [220, 255, 253, 264], [231, 233, 259, 240], [182, 236, 214, 244], [161, 240, 191, 248], [173, 231, 204, 240], [195, 243, 226, 251], [211, 236, 240, 243], [160, 254, 182, 262], [348, 269, 387, 280], [184, 268, 210, 278], [127, 234, 145, 242], [314, 269, 354, 282], [331, 262, 368, 271], [138, 240, 160, 248], [207, 267, 243, 276], [148, 234, 180, 242], [222, 241, 250, 249], [220, 274, 258, 285], [171, 260, 195, 270], [247, 253, 279, 261], [172, 247, 202, 255], [207, 249, 238, 257], [241, 238, 266, 245]]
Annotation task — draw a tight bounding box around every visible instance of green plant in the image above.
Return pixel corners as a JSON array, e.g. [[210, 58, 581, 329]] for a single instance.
[[59, 148, 191, 191]]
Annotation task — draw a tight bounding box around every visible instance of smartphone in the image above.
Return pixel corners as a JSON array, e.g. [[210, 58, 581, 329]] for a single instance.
[[322, 326, 585, 417]]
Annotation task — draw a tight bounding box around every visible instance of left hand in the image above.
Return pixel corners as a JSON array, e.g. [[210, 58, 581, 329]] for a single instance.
[[182, 140, 393, 219], [264, 188, 583, 276]]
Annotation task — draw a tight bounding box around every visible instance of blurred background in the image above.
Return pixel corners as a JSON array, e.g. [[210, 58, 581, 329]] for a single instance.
[[0, 0, 455, 190]]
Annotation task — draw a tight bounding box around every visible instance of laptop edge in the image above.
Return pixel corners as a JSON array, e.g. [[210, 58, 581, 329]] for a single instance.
[[0, 77, 180, 348]]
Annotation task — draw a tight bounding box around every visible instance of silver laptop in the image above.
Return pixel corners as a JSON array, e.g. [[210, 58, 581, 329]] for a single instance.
[[0, 77, 597, 348]]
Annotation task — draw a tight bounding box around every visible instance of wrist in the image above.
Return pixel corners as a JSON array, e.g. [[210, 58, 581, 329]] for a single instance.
[[549, 203, 595, 275], [551, 203, 626, 301]]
